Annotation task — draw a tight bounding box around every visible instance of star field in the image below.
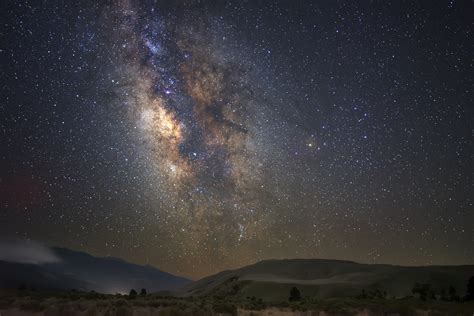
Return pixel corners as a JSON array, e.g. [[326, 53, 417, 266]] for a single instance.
[[1, 0, 473, 279]]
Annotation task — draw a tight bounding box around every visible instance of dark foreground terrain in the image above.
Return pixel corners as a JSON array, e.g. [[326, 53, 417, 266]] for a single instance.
[[1, 289, 473, 316]]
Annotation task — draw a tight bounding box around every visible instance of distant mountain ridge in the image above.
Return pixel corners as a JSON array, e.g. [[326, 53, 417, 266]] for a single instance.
[[2, 250, 473, 300], [181, 258, 474, 300], [0, 246, 190, 294]]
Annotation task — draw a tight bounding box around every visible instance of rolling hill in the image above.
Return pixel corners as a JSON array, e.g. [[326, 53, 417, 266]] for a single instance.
[[181, 258, 474, 301], [0, 247, 190, 294]]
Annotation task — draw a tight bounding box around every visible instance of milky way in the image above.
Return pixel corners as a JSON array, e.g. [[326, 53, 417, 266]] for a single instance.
[[101, 1, 279, 273], [1, 0, 472, 278]]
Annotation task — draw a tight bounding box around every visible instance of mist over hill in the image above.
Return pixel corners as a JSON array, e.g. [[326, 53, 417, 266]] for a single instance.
[[182, 258, 474, 300], [0, 246, 190, 294]]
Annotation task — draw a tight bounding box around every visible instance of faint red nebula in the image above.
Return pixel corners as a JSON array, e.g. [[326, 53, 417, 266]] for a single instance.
[[0, 174, 46, 209]]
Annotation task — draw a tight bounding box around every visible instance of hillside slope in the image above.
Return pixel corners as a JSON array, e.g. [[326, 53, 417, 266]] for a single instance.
[[0, 247, 190, 294], [181, 259, 474, 300]]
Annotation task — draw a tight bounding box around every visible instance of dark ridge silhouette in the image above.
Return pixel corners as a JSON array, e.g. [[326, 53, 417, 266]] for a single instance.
[[0, 247, 190, 293]]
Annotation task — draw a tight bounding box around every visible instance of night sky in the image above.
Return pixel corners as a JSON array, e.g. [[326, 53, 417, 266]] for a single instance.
[[1, 0, 473, 279]]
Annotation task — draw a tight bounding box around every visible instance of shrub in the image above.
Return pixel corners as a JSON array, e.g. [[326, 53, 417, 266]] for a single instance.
[[147, 300, 161, 307], [213, 302, 237, 315], [20, 300, 45, 312], [115, 299, 129, 307], [289, 286, 301, 302], [465, 276, 474, 301]]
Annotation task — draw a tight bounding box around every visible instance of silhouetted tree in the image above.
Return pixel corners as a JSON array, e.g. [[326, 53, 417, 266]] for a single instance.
[[357, 289, 368, 299], [289, 286, 301, 302], [465, 276, 474, 301], [440, 288, 448, 301], [129, 289, 137, 297], [373, 288, 386, 299], [448, 285, 460, 301], [357, 288, 387, 299], [140, 288, 147, 296], [412, 283, 435, 301]]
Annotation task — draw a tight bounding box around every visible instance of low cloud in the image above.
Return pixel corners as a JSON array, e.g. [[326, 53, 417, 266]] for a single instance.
[[0, 239, 61, 264]]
